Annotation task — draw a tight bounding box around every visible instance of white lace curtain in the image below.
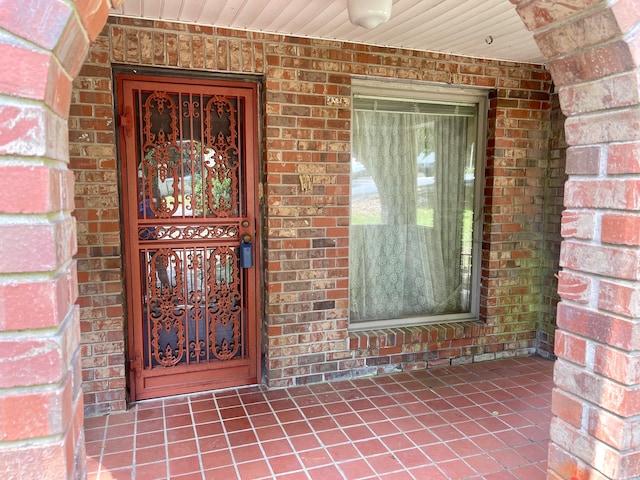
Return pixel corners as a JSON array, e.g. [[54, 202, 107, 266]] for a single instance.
[[350, 109, 470, 323]]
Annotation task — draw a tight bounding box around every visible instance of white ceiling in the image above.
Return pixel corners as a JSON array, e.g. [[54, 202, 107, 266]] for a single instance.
[[110, 0, 545, 64]]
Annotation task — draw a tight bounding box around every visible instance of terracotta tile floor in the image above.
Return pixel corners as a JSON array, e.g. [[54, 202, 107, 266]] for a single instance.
[[85, 355, 554, 480]]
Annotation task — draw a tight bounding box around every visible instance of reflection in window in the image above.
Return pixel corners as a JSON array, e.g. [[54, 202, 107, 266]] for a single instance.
[[139, 140, 235, 219]]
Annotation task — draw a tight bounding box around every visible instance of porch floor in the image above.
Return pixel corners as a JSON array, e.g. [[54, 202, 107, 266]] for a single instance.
[[85, 355, 554, 480]]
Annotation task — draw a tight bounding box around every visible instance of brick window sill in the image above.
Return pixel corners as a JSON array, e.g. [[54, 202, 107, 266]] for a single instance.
[[347, 320, 500, 373]]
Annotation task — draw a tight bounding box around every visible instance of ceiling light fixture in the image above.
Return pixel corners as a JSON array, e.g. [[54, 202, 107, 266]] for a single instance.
[[347, 0, 392, 29]]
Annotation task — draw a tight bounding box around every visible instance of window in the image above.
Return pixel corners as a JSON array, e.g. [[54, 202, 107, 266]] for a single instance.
[[349, 80, 486, 330]]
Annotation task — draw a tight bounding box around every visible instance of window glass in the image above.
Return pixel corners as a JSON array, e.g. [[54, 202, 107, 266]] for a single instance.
[[350, 88, 484, 328]]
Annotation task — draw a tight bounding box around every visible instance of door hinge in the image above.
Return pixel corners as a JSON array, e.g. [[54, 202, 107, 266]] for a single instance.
[[129, 355, 142, 377], [119, 106, 132, 131]]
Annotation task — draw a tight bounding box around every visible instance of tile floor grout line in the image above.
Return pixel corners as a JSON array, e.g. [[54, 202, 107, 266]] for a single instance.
[[284, 385, 342, 479], [131, 405, 138, 480], [257, 387, 311, 479], [409, 380, 497, 479], [460, 400, 544, 476], [95, 412, 109, 479], [187, 394, 207, 479], [216, 389, 260, 480], [323, 381, 414, 480], [161, 399, 171, 479], [356, 389, 428, 480], [295, 384, 357, 479], [244, 388, 276, 480]]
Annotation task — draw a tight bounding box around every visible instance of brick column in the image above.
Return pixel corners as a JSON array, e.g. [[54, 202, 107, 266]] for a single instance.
[[514, 1, 640, 478], [0, 1, 111, 479]]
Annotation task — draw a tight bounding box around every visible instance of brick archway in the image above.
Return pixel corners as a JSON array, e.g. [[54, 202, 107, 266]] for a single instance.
[[512, 1, 640, 478], [0, 1, 638, 478], [0, 1, 116, 478]]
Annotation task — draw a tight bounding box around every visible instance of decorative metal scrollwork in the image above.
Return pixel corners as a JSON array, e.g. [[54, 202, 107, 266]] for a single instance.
[[138, 224, 240, 241], [148, 249, 185, 367], [143, 246, 242, 368], [141, 91, 181, 218], [207, 247, 241, 360], [204, 96, 239, 217], [136, 89, 246, 372], [183, 99, 200, 118]]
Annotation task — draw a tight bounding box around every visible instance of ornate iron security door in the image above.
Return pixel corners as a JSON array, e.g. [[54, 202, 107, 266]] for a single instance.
[[118, 74, 260, 401]]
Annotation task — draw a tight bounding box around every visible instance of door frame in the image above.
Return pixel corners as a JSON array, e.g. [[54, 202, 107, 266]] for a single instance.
[[114, 68, 264, 402]]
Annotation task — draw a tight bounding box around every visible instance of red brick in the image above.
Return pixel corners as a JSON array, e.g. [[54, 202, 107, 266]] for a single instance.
[[0, 43, 50, 101], [548, 40, 636, 87], [610, 0, 640, 33], [565, 107, 640, 145], [599, 279, 640, 317], [555, 360, 640, 419], [0, 103, 67, 159], [69, 396, 86, 477], [0, 330, 78, 389], [548, 423, 623, 480], [0, 224, 58, 273], [557, 271, 592, 304], [561, 210, 595, 240], [551, 388, 584, 428], [594, 344, 640, 385], [558, 303, 640, 351], [560, 240, 640, 281], [0, 218, 76, 273], [565, 145, 601, 175], [0, 441, 68, 480], [564, 178, 640, 210], [0, 0, 72, 50], [608, 141, 640, 174], [588, 406, 640, 451], [0, 268, 77, 331], [428, 358, 451, 368], [535, 9, 621, 60], [0, 165, 57, 214], [0, 375, 72, 441], [559, 71, 640, 116], [547, 441, 608, 480], [516, 0, 603, 31], [602, 213, 640, 246], [76, 0, 110, 42], [54, 10, 91, 79], [600, 380, 640, 420], [74, 18, 557, 414], [554, 329, 587, 366]]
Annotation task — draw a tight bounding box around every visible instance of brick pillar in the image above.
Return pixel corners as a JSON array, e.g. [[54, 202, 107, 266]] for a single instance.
[[514, 1, 640, 478], [0, 1, 111, 479]]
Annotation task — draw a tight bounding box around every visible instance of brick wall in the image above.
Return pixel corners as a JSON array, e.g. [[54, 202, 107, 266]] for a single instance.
[[481, 73, 553, 357], [73, 16, 561, 414], [538, 91, 567, 358], [515, 0, 640, 478], [71, 32, 129, 415]]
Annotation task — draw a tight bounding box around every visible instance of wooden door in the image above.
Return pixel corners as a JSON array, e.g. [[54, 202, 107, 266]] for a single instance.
[[117, 74, 260, 401]]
